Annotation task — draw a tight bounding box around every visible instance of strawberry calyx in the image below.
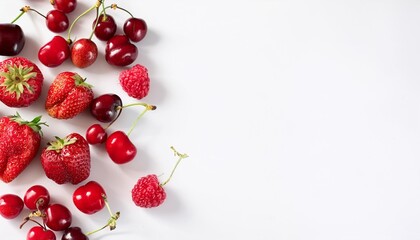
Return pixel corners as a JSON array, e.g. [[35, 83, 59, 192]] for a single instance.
[[47, 136, 78, 152], [9, 112, 48, 135], [0, 64, 37, 99], [73, 73, 93, 89]]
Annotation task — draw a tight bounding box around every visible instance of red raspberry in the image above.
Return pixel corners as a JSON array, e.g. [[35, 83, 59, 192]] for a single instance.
[[131, 174, 166, 208], [119, 64, 150, 100]]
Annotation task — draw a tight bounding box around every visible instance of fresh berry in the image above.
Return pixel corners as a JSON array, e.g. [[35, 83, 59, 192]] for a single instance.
[[0, 24, 25, 56], [45, 72, 94, 119], [51, 0, 77, 14], [106, 131, 137, 164], [119, 64, 150, 100], [93, 14, 117, 41], [0, 57, 43, 107], [0, 194, 24, 219], [38, 36, 70, 67], [24, 185, 50, 210], [46, 10, 69, 33], [41, 133, 90, 185], [71, 38, 98, 68], [0, 113, 46, 183], [90, 94, 122, 123], [73, 181, 106, 214], [132, 147, 188, 208], [61, 227, 89, 240], [86, 124, 107, 145], [27, 226, 56, 240], [123, 17, 147, 42], [105, 35, 138, 67], [44, 203, 72, 231]]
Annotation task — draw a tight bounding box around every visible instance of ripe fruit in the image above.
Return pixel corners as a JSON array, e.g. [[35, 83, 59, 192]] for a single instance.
[[0, 24, 25, 56], [62, 227, 89, 240], [132, 147, 188, 208], [105, 35, 138, 66], [27, 226, 56, 240], [0, 113, 45, 183], [38, 36, 70, 67], [0, 57, 43, 107], [24, 185, 50, 210], [73, 181, 106, 214], [41, 133, 90, 185], [71, 38, 98, 68], [93, 14, 117, 41], [119, 64, 150, 100], [86, 124, 107, 145], [46, 10, 69, 33], [0, 194, 24, 219], [123, 17, 147, 42], [106, 131, 137, 164], [45, 72, 94, 119], [90, 94, 122, 123], [44, 203, 72, 231], [51, 0, 77, 14]]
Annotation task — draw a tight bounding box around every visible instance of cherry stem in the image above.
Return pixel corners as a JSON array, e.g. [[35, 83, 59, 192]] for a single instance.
[[112, 4, 134, 18], [28, 8, 46, 19], [11, 6, 30, 24], [85, 195, 120, 236], [160, 146, 189, 187], [20, 217, 45, 230], [123, 103, 156, 136], [68, 0, 102, 41]]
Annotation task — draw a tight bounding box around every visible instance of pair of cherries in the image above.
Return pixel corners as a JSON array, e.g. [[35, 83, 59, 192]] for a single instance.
[[86, 93, 156, 164]]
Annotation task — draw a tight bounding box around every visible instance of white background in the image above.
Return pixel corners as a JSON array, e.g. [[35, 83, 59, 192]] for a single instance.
[[0, 0, 420, 239]]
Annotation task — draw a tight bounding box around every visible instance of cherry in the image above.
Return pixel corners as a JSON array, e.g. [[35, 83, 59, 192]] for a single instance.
[[24, 185, 50, 211], [27, 226, 56, 240], [51, 0, 77, 14], [46, 10, 69, 33], [90, 94, 122, 123], [0, 24, 25, 56], [62, 227, 89, 240], [105, 35, 138, 67], [93, 14, 117, 41], [38, 36, 70, 67], [86, 124, 107, 145], [106, 131, 137, 164], [44, 204, 72, 231], [0, 194, 24, 219], [124, 17, 148, 42], [71, 38, 98, 68], [73, 181, 106, 215]]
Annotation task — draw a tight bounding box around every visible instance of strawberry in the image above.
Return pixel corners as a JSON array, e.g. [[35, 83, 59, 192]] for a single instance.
[[0, 113, 47, 183], [45, 72, 93, 119], [0, 57, 43, 107], [41, 133, 90, 185], [119, 64, 150, 100]]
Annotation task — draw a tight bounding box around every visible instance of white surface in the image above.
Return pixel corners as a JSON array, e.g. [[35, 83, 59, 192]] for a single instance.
[[1, 0, 420, 239]]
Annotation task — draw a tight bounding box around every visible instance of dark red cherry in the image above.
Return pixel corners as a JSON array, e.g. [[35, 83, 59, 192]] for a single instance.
[[71, 38, 98, 68], [38, 35, 70, 67], [92, 14, 117, 41], [61, 227, 89, 240], [105, 35, 138, 66], [86, 124, 107, 145], [0, 24, 25, 56], [123, 17, 147, 42], [44, 204, 72, 231], [90, 94, 122, 122], [46, 10, 69, 33], [51, 0, 77, 14]]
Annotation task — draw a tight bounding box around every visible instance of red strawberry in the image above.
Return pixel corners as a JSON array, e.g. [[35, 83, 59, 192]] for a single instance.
[[41, 133, 90, 185], [131, 147, 188, 208], [0, 57, 43, 107], [119, 64, 150, 100], [45, 72, 93, 119], [0, 113, 47, 183]]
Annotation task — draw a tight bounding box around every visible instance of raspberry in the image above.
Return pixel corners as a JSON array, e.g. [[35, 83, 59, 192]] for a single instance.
[[131, 174, 166, 208], [119, 64, 150, 100]]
